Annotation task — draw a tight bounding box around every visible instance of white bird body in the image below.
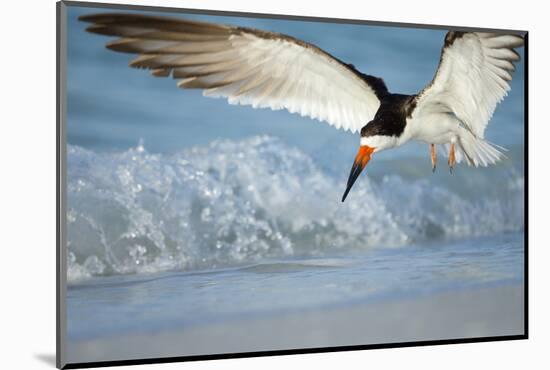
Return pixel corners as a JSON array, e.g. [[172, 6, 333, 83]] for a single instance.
[[406, 115, 460, 145]]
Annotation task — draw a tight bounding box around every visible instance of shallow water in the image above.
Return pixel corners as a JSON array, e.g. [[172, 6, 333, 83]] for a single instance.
[[67, 232, 523, 343]]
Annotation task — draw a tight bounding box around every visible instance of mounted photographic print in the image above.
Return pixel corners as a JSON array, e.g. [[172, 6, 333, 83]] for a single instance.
[[56, 1, 527, 368]]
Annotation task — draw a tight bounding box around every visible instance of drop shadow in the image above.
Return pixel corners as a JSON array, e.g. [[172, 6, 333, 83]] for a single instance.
[[34, 353, 56, 367]]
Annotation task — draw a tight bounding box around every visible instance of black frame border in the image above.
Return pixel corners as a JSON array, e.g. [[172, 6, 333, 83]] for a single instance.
[[56, 1, 529, 368]]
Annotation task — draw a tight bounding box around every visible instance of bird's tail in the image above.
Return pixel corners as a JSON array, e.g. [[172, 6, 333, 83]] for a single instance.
[[453, 130, 506, 167]]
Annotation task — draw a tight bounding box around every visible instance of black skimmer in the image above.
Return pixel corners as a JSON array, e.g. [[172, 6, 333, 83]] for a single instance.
[[79, 13, 525, 202]]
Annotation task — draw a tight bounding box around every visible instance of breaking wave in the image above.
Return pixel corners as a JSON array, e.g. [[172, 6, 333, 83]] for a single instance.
[[67, 136, 524, 282]]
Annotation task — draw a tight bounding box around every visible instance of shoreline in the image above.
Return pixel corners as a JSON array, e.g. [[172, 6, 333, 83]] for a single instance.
[[67, 283, 524, 364]]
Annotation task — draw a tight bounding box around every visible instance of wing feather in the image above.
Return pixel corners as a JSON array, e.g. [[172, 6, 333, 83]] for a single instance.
[[414, 31, 524, 138], [80, 13, 389, 133]]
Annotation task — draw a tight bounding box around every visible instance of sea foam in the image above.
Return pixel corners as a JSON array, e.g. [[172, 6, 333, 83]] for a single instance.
[[67, 136, 524, 282]]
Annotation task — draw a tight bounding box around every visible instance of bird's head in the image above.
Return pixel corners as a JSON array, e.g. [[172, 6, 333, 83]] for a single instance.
[[341, 122, 397, 202]]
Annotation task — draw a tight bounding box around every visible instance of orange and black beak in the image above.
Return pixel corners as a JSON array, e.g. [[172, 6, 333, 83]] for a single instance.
[[342, 146, 375, 202]]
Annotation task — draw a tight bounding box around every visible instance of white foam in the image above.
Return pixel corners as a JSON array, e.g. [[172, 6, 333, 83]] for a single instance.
[[66, 136, 524, 283]]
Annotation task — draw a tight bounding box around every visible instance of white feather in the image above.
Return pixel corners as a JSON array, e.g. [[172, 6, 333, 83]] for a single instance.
[[408, 32, 523, 167], [415, 32, 524, 140], [82, 13, 386, 133]]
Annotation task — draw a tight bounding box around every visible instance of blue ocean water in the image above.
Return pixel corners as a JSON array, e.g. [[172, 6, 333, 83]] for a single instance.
[[65, 5, 525, 353]]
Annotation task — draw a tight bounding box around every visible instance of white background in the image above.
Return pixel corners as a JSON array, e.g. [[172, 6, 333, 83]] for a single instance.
[[1, 0, 548, 368]]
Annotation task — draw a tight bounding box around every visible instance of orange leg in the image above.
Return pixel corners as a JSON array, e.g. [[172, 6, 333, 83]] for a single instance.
[[430, 144, 437, 173], [448, 143, 456, 174]]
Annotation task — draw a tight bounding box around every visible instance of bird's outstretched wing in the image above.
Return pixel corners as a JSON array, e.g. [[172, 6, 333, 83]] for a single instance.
[[80, 13, 388, 133], [413, 31, 524, 139]]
